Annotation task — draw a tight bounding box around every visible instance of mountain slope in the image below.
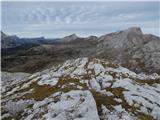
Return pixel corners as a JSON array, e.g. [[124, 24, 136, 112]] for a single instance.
[[2, 58, 160, 120], [1, 31, 58, 49], [97, 27, 160, 73], [1, 27, 160, 74], [1, 32, 21, 49]]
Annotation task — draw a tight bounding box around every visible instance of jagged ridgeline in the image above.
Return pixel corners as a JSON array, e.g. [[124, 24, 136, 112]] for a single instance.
[[1, 58, 160, 120], [1, 27, 160, 74]]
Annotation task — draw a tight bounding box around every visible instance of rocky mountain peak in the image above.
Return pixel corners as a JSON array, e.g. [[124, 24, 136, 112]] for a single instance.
[[98, 26, 144, 50], [124, 26, 143, 35], [1, 31, 18, 39], [70, 33, 77, 38], [61, 33, 78, 42], [86, 35, 98, 41], [1, 31, 7, 37], [98, 26, 143, 42]]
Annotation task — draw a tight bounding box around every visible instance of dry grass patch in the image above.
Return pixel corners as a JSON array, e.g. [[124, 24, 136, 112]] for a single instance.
[[91, 90, 119, 110], [22, 81, 59, 101], [137, 112, 154, 120], [135, 79, 160, 85], [58, 77, 88, 89]]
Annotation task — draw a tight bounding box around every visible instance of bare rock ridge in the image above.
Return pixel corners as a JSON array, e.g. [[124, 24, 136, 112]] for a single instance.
[[61, 33, 79, 42], [1, 58, 160, 120], [1, 27, 160, 74], [1, 32, 20, 49], [97, 27, 160, 74], [98, 27, 143, 49]]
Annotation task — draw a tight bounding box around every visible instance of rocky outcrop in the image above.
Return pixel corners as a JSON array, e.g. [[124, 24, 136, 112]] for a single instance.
[[1, 32, 20, 49], [1, 58, 160, 120], [98, 27, 144, 49], [97, 27, 160, 74], [61, 34, 79, 42]]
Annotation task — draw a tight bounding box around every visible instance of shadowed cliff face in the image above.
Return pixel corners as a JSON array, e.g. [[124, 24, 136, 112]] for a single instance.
[[1, 27, 160, 74], [1, 32, 21, 49]]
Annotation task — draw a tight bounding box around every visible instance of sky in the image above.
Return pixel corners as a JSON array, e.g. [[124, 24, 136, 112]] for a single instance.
[[1, 1, 160, 38]]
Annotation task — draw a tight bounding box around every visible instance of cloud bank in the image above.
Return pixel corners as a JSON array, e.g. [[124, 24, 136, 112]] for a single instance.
[[2, 1, 159, 38]]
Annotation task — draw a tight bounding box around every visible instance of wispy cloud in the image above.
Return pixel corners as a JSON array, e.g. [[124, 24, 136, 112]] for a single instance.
[[2, 1, 159, 38]]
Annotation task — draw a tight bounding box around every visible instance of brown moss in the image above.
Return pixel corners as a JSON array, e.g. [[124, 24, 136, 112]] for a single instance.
[[135, 79, 160, 85], [106, 87, 154, 119], [91, 90, 119, 110], [57, 77, 87, 89], [111, 87, 126, 98], [106, 63, 119, 68], [22, 81, 59, 101], [105, 87, 141, 115], [108, 71, 118, 78], [111, 88, 139, 113], [137, 112, 154, 120], [19, 76, 88, 101], [82, 74, 92, 80], [101, 61, 119, 69]]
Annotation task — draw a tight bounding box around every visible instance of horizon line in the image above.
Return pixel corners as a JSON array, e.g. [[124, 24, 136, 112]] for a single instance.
[[2, 30, 160, 39]]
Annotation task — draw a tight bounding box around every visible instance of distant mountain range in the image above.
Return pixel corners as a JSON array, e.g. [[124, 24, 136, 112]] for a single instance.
[[1, 27, 160, 74], [1, 31, 59, 49]]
